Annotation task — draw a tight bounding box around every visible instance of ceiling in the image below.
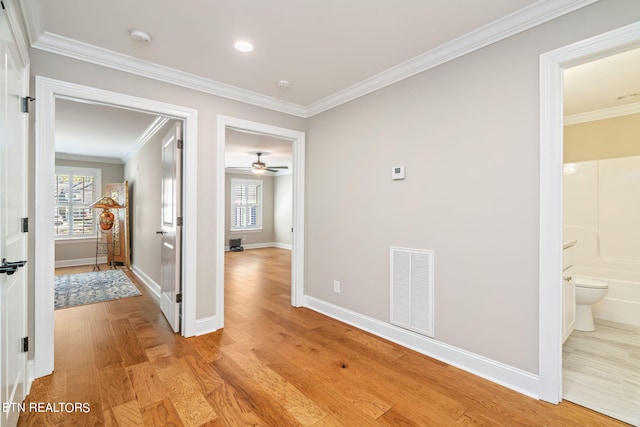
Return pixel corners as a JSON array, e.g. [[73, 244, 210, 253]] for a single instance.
[[23, 0, 544, 111], [564, 46, 640, 120], [33, 1, 639, 164]]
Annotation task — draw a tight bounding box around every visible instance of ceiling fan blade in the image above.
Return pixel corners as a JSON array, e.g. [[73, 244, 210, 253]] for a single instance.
[[269, 166, 289, 169], [266, 168, 284, 172], [226, 166, 252, 169]]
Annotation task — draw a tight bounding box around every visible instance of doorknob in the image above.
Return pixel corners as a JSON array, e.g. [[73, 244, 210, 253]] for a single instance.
[[0, 259, 26, 275]]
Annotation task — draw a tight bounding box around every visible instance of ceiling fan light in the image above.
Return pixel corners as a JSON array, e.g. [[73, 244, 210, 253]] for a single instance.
[[251, 168, 267, 174]]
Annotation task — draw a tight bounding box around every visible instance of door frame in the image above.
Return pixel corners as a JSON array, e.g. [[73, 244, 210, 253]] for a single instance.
[[538, 22, 640, 403], [34, 77, 199, 378], [216, 115, 306, 329]]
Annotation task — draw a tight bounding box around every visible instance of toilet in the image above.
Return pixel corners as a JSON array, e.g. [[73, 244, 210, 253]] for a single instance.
[[574, 277, 609, 331]]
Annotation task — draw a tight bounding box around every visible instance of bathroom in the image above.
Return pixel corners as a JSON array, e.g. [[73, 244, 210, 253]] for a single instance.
[[562, 47, 640, 425]]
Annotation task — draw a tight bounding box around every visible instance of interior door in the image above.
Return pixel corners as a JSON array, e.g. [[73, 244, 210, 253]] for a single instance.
[[160, 122, 182, 332], [0, 6, 28, 427]]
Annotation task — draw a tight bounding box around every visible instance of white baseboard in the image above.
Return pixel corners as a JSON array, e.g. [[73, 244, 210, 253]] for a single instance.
[[272, 242, 292, 250], [595, 298, 640, 327], [130, 265, 160, 299], [192, 315, 219, 336], [55, 256, 106, 268], [26, 359, 34, 395], [224, 242, 292, 251], [304, 296, 540, 400]]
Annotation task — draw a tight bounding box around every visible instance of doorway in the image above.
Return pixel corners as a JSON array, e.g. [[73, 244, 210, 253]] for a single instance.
[[224, 128, 294, 320], [561, 48, 640, 424], [34, 77, 198, 379], [538, 22, 640, 404], [216, 116, 306, 331]]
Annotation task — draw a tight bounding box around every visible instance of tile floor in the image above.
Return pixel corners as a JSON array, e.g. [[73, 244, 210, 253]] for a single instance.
[[563, 318, 640, 426]]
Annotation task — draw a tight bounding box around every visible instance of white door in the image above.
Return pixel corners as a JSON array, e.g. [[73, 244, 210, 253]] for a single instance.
[[0, 6, 28, 427], [159, 122, 183, 332]]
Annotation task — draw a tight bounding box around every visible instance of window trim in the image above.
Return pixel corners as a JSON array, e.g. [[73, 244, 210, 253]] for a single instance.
[[54, 165, 102, 240], [230, 178, 263, 232]]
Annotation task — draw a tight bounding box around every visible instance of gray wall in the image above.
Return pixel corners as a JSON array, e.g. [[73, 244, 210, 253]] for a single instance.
[[54, 157, 124, 264], [305, 0, 640, 374], [123, 122, 168, 287]]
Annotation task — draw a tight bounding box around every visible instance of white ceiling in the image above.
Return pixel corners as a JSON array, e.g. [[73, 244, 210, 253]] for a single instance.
[[55, 99, 163, 160], [225, 129, 293, 174], [32, 1, 640, 163], [563, 46, 640, 120], [24, 0, 542, 109]]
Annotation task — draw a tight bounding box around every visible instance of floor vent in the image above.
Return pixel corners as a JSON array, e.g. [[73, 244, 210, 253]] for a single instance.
[[390, 247, 434, 337]]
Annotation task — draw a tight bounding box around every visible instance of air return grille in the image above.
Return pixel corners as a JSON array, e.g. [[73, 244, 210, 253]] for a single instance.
[[390, 247, 434, 337]]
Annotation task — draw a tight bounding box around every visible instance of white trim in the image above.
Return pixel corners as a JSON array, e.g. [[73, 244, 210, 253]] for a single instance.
[[224, 242, 292, 251], [122, 116, 170, 162], [192, 316, 219, 336], [26, 1, 594, 118], [55, 152, 124, 164], [271, 242, 293, 250], [539, 22, 640, 404], [564, 102, 640, 125], [307, 0, 598, 116], [3, 0, 30, 69], [54, 257, 107, 268], [34, 77, 199, 378], [26, 360, 34, 395], [32, 32, 307, 118], [131, 265, 161, 299], [229, 177, 264, 231], [217, 116, 305, 331], [305, 296, 539, 399]]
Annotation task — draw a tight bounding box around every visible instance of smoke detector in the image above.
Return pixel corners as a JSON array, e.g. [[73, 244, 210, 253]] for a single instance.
[[277, 80, 290, 89], [130, 30, 152, 43]]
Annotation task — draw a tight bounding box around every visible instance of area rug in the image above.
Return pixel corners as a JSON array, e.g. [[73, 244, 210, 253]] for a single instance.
[[54, 269, 141, 309]]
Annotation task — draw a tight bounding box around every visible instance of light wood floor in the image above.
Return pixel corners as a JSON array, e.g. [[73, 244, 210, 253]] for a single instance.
[[564, 318, 640, 425], [20, 248, 627, 426]]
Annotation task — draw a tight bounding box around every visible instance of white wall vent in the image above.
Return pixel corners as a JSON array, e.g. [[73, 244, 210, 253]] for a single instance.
[[390, 247, 434, 337]]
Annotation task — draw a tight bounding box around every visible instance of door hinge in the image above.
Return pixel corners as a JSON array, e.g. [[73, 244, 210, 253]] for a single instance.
[[176, 293, 182, 303], [22, 337, 28, 353], [177, 216, 183, 226], [177, 139, 184, 149], [21, 217, 28, 233], [20, 96, 35, 113]]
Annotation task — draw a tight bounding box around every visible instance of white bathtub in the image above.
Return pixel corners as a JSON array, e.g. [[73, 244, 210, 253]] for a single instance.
[[577, 267, 640, 327]]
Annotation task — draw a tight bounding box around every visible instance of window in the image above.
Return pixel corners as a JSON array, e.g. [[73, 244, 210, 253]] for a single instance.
[[54, 166, 101, 238], [231, 178, 262, 231]]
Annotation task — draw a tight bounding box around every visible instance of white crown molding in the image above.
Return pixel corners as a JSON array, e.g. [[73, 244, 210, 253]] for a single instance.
[[121, 115, 170, 162], [29, 0, 596, 118], [305, 0, 598, 116], [32, 32, 308, 118], [55, 152, 124, 164], [564, 102, 640, 125], [4, 0, 31, 68]]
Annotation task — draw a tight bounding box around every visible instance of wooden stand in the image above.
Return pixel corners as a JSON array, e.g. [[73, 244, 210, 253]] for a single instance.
[[93, 232, 116, 271]]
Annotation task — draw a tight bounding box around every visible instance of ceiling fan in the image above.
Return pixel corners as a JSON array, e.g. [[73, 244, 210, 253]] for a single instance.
[[228, 152, 289, 174]]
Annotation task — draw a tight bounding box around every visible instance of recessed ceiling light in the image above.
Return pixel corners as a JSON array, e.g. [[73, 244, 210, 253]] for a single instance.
[[130, 30, 151, 43], [234, 41, 254, 52]]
